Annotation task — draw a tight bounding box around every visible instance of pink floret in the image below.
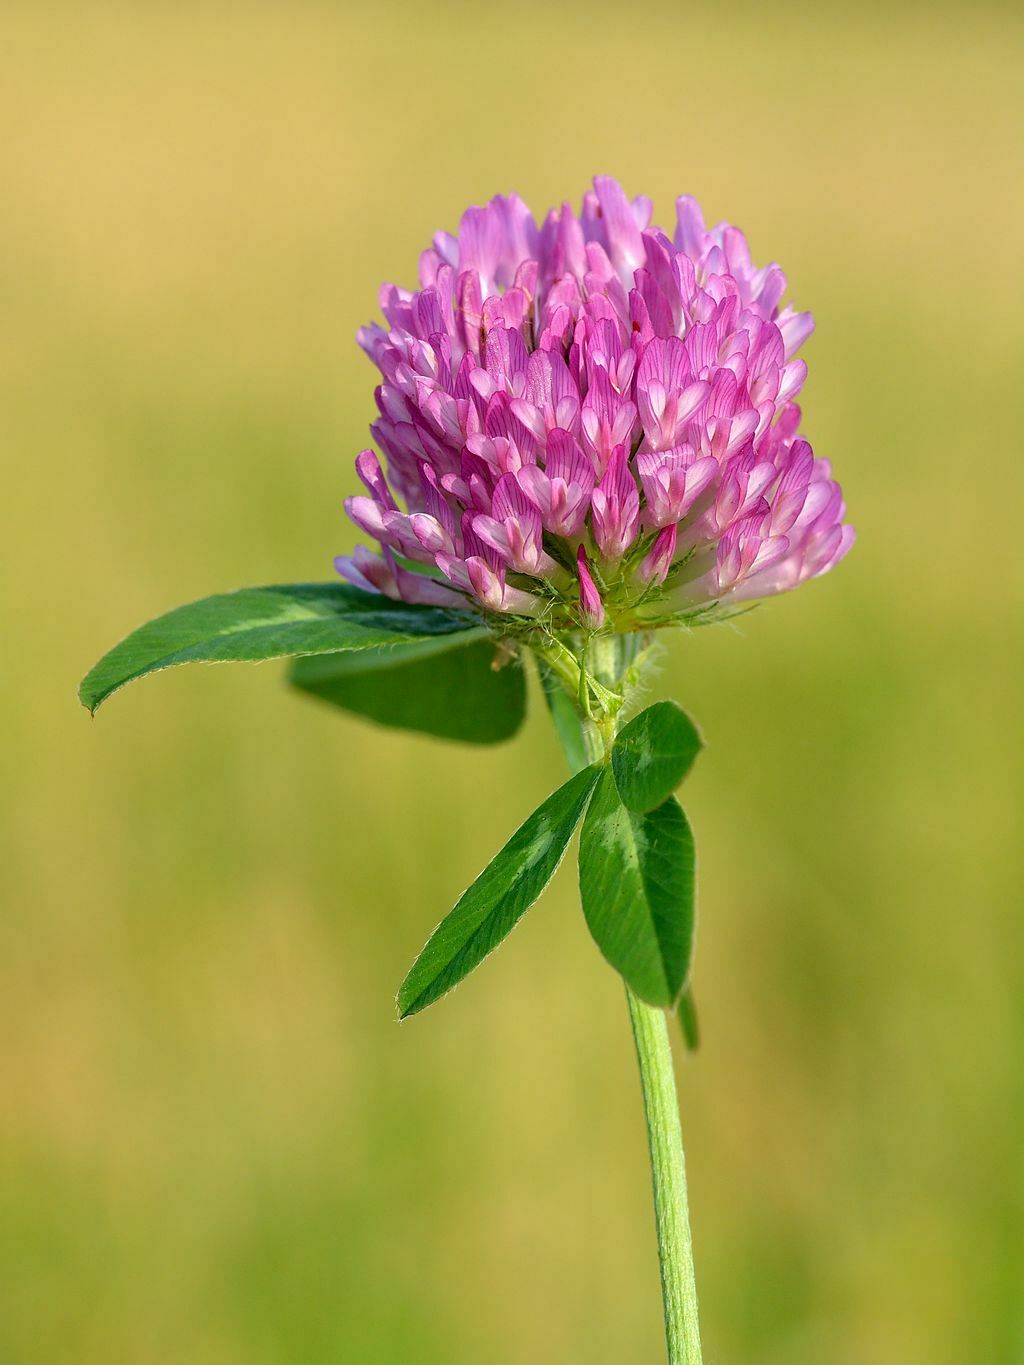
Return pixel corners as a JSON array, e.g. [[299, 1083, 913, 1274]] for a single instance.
[[340, 176, 853, 629]]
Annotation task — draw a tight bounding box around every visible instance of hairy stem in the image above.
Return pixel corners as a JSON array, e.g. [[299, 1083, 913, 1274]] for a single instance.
[[625, 986, 703, 1364], [564, 697, 703, 1365]]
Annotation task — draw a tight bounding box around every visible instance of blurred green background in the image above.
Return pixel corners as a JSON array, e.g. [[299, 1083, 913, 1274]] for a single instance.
[[3, 3, 1022, 1362]]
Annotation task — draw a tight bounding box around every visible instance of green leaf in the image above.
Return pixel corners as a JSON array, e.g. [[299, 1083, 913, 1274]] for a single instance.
[[398, 764, 602, 1018], [79, 583, 479, 713], [676, 984, 700, 1052], [290, 636, 525, 744], [578, 767, 696, 1007], [611, 700, 703, 813]]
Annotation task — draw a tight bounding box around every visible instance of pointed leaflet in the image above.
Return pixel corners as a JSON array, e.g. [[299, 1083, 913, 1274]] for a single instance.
[[398, 764, 602, 1018], [611, 701, 703, 813], [79, 583, 480, 713], [578, 767, 696, 1007], [290, 636, 525, 744]]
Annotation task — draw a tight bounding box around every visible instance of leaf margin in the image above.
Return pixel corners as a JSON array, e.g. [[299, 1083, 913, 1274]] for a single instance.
[[610, 699, 704, 814], [397, 762, 603, 1019], [288, 634, 526, 745], [578, 765, 697, 1008], [79, 582, 480, 714]]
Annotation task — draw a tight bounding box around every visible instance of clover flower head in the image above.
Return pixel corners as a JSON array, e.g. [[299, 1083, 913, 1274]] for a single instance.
[[338, 176, 854, 635]]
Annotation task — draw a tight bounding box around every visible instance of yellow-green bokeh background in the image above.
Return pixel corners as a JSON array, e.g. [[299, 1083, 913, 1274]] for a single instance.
[[3, 4, 1022, 1362]]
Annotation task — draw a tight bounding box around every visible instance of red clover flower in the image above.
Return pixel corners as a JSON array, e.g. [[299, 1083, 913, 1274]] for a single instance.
[[340, 176, 853, 642]]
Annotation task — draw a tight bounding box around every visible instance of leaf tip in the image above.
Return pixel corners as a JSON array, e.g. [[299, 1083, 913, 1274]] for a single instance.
[[395, 984, 422, 1021], [77, 680, 100, 715]]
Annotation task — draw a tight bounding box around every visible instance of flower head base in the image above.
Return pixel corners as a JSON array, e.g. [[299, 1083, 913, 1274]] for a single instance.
[[339, 177, 853, 640]]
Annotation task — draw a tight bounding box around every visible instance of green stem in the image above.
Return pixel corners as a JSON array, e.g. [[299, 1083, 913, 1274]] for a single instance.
[[559, 704, 703, 1365], [626, 986, 703, 1365]]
